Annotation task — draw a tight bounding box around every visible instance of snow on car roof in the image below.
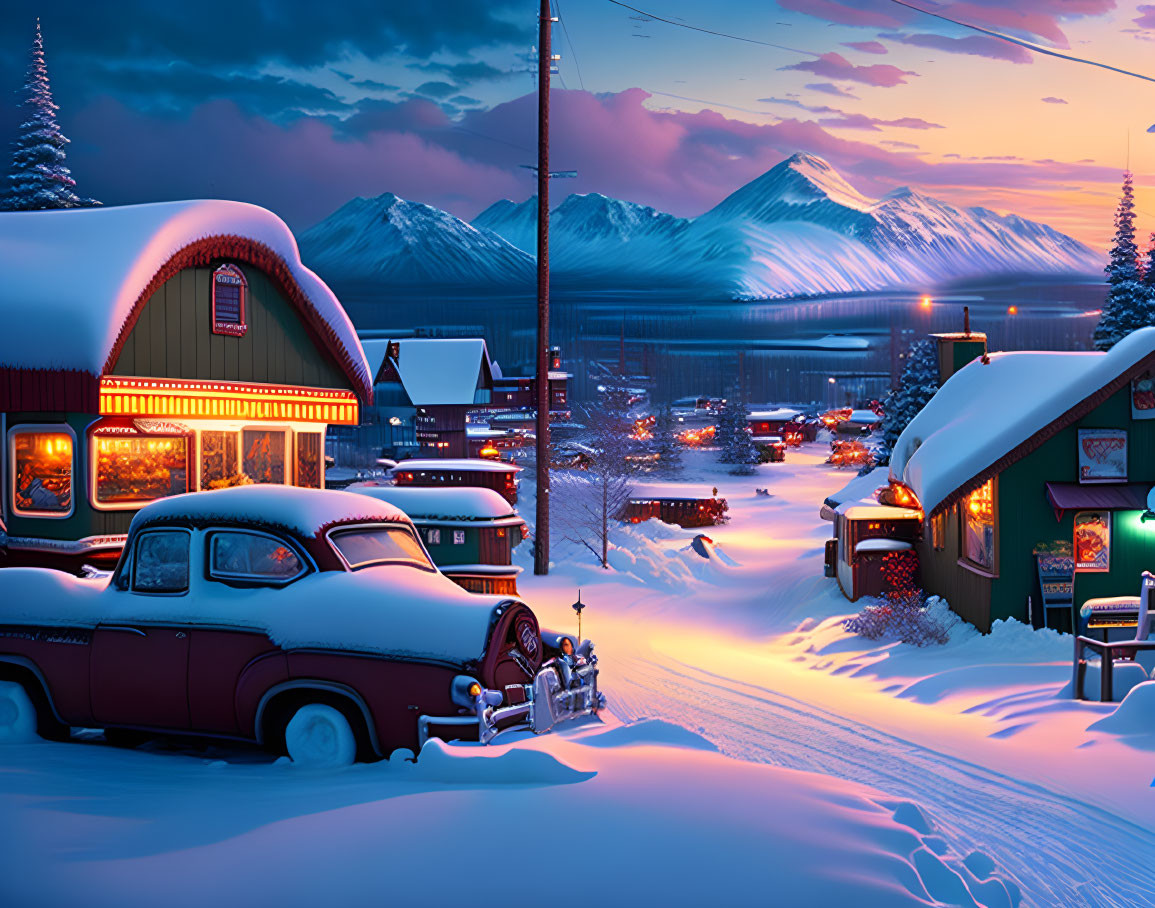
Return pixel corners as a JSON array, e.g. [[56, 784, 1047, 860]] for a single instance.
[[349, 485, 522, 522], [0, 201, 370, 395], [749, 408, 801, 420], [391, 338, 491, 405], [843, 410, 881, 424], [890, 327, 1155, 515], [130, 485, 410, 538], [392, 458, 521, 473]]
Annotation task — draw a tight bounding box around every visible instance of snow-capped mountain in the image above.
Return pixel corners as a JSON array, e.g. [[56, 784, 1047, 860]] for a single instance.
[[473, 192, 690, 284], [304, 155, 1101, 298], [300, 193, 533, 287]]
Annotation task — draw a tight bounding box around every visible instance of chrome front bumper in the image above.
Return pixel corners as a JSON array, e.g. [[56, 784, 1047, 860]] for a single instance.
[[418, 655, 605, 750]]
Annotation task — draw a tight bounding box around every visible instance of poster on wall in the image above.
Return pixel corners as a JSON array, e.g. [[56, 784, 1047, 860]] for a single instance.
[[1074, 511, 1110, 573], [1132, 373, 1155, 419], [1077, 428, 1127, 483]]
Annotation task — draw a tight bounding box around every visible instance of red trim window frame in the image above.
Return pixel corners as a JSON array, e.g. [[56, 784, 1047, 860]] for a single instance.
[[212, 263, 248, 337]]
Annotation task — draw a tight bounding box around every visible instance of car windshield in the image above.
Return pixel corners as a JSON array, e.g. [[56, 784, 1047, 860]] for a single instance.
[[329, 524, 434, 571]]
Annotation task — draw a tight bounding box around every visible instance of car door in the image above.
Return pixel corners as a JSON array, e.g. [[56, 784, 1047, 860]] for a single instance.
[[187, 529, 306, 735], [90, 528, 193, 730]]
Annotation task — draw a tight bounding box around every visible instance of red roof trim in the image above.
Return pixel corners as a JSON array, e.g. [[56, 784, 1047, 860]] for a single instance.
[[103, 234, 370, 403]]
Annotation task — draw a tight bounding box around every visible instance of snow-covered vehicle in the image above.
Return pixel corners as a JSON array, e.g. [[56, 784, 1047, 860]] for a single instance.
[[0, 485, 603, 765]]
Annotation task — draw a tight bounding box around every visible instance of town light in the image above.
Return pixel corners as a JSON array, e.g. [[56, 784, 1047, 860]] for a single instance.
[[920, 296, 932, 310], [1007, 306, 1018, 315]]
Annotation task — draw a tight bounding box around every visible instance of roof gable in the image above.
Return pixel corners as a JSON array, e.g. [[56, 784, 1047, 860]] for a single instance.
[[393, 338, 493, 406], [890, 328, 1155, 516], [0, 201, 372, 406]]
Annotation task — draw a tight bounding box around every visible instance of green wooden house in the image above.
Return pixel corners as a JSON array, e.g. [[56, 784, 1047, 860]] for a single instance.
[[348, 485, 525, 595], [889, 327, 1155, 632], [0, 200, 371, 573]]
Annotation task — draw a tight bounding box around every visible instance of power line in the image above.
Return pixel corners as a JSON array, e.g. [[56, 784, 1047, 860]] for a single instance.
[[556, 0, 586, 91], [604, 0, 817, 57], [887, 0, 1155, 84]]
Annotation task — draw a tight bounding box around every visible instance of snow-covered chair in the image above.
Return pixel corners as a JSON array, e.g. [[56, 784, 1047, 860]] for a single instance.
[[1074, 571, 1155, 701]]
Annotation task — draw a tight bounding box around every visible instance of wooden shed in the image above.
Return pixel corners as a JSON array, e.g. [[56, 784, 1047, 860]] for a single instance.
[[0, 201, 371, 573]]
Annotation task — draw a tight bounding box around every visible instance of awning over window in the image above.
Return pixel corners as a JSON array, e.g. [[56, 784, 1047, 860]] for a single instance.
[[1044, 482, 1149, 521]]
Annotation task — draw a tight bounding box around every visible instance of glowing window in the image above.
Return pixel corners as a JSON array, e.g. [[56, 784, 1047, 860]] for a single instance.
[[329, 525, 434, 571], [212, 264, 247, 336], [426, 528, 441, 545], [295, 432, 322, 489], [95, 434, 188, 506], [11, 429, 73, 516], [242, 429, 286, 484], [962, 480, 995, 570], [200, 430, 239, 489]]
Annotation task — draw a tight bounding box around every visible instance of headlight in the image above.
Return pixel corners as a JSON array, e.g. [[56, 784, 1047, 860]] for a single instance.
[[451, 675, 482, 708]]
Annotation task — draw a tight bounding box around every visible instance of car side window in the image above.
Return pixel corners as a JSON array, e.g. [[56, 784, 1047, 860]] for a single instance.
[[209, 531, 306, 584], [132, 530, 190, 594]]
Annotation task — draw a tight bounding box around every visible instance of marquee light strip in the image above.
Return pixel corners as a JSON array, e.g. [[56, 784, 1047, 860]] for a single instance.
[[98, 376, 359, 426]]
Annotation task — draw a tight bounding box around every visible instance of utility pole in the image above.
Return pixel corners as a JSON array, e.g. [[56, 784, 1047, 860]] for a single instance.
[[534, 0, 554, 576]]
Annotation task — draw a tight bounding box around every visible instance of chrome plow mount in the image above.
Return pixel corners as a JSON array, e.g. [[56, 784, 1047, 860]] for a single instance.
[[418, 647, 605, 749]]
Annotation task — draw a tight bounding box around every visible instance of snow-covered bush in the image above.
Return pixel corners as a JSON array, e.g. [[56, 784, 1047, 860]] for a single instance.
[[843, 550, 957, 646]]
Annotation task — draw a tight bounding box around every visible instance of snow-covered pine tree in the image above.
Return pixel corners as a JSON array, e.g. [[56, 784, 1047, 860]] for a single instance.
[[1094, 171, 1145, 351], [651, 405, 683, 474], [1, 20, 99, 211], [872, 339, 939, 469], [716, 388, 759, 475]]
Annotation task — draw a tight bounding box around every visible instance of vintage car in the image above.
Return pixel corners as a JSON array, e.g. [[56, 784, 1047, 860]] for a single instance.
[[0, 485, 603, 765]]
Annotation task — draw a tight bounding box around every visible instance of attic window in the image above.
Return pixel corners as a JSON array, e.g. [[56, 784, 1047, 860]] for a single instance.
[[212, 264, 248, 337]]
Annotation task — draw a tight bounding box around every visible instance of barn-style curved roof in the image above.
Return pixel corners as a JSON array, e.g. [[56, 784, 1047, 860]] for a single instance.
[[0, 200, 371, 409]]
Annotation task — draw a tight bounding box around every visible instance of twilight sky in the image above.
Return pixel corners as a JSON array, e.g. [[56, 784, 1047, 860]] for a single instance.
[[2, 1, 1155, 250]]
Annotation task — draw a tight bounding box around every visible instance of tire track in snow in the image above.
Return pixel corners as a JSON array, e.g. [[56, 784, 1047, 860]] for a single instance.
[[607, 652, 1155, 907]]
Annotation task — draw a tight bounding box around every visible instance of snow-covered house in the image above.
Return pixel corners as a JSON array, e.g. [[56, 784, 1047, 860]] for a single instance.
[[369, 338, 494, 459], [0, 201, 371, 573], [890, 327, 1155, 633]]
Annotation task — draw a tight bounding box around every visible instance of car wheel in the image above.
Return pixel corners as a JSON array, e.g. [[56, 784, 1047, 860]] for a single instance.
[[283, 703, 357, 768], [0, 680, 39, 744]]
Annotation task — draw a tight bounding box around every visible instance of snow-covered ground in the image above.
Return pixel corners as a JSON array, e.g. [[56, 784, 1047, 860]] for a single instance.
[[3, 445, 1153, 906]]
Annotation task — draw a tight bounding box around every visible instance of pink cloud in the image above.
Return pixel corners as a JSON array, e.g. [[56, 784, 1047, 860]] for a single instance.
[[879, 32, 1031, 64], [1135, 4, 1155, 28], [841, 41, 888, 55], [781, 52, 917, 87], [805, 83, 860, 99], [777, 0, 908, 29], [68, 88, 1124, 249], [1041, 96, 1068, 104], [818, 113, 944, 131]]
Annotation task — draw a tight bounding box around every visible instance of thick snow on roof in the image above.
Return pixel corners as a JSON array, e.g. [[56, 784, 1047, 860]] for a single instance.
[[393, 458, 520, 474], [844, 410, 881, 424], [749, 408, 801, 421], [392, 338, 491, 405], [0, 201, 369, 391], [350, 485, 522, 523], [823, 466, 890, 511], [131, 485, 410, 538], [891, 327, 1155, 515]]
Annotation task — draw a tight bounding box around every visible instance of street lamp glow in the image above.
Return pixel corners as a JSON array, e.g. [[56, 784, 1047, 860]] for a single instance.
[[828, 377, 836, 384], [920, 296, 932, 310]]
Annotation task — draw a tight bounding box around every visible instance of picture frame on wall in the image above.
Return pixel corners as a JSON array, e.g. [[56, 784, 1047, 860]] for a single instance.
[[1077, 428, 1127, 484], [1074, 510, 1110, 573]]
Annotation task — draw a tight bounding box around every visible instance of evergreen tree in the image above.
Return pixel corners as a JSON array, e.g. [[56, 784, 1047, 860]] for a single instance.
[[651, 405, 683, 474], [872, 339, 939, 469], [716, 387, 759, 475], [2, 20, 99, 211], [1094, 171, 1145, 351]]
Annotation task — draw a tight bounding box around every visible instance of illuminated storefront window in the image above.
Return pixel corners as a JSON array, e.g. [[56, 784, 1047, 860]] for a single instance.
[[201, 430, 240, 489], [242, 429, 286, 484], [295, 432, 322, 489], [962, 480, 995, 570], [94, 434, 188, 506], [11, 429, 73, 516]]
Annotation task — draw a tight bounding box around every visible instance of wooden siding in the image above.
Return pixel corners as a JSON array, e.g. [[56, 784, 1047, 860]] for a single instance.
[[916, 502, 993, 631], [110, 263, 351, 391], [992, 385, 1155, 630]]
